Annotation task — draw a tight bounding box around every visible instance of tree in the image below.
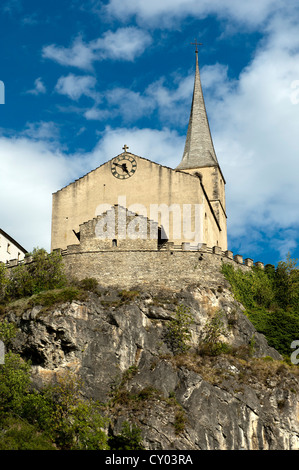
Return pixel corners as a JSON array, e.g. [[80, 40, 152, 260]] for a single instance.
[[164, 305, 193, 355], [0, 262, 7, 303], [0, 352, 31, 416], [274, 253, 299, 311], [6, 248, 67, 301]]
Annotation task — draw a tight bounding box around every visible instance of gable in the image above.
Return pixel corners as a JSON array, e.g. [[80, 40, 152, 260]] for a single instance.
[[51, 151, 223, 251]]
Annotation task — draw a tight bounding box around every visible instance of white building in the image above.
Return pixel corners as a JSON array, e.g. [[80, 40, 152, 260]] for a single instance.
[[0, 228, 27, 264]]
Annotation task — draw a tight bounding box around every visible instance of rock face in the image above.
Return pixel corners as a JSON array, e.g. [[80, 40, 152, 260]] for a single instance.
[[7, 280, 299, 450]]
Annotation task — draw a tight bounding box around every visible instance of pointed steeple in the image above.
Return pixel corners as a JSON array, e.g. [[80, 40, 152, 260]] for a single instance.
[[177, 50, 218, 170]]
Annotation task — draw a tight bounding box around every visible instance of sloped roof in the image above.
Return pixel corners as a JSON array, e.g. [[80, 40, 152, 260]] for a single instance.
[[0, 228, 27, 254], [176, 52, 219, 170]]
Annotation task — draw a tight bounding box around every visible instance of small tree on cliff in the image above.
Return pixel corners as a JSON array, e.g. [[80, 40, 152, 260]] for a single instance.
[[6, 248, 67, 300]]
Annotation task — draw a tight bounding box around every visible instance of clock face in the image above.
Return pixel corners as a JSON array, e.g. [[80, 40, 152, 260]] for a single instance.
[[111, 154, 137, 179]]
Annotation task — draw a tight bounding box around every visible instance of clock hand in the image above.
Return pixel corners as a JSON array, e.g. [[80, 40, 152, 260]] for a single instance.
[[113, 162, 129, 173]]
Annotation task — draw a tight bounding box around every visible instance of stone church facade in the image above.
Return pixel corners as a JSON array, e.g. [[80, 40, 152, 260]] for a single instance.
[[51, 51, 227, 254]]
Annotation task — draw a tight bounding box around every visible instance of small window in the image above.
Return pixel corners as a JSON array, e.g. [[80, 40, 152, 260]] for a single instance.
[[7, 243, 10, 254], [112, 239, 117, 247]]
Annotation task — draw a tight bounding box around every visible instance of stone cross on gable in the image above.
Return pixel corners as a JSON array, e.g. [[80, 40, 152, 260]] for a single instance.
[[122, 144, 129, 153]]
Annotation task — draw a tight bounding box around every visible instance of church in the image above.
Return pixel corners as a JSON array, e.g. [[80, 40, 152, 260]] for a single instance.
[[51, 50, 227, 254]]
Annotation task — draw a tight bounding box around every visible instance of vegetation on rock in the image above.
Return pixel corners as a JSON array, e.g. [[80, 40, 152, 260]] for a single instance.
[[0, 249, 298, 449], [221, 254, 299, 358]]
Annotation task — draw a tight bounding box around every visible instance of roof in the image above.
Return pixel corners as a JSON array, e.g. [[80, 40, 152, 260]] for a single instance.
[[0, 228, 28, 254], [176, 51, 219, 171]]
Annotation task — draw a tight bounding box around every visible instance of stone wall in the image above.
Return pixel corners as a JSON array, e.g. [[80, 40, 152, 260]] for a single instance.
[[4, 238, 264, 291], [60, 245, 255, 289]]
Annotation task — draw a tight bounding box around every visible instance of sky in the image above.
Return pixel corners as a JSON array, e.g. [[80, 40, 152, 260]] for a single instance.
[[0, 0, 299, 267]]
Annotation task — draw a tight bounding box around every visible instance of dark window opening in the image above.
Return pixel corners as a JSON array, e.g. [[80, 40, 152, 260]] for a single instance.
[[112, 239, 117, 247], [158, 226, 168, 249], [73, 229, 80, 241]]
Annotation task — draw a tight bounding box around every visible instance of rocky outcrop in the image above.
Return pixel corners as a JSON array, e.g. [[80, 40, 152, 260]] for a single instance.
[[6, 280, 299, 450]]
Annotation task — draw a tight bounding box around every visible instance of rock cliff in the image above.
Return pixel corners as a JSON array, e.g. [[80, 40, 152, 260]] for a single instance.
[[6, 277, 299, 450]]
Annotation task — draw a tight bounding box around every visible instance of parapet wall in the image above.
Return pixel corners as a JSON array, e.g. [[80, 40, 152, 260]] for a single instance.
[[4, 243, 266, 290], [59, 244, 261, 290]]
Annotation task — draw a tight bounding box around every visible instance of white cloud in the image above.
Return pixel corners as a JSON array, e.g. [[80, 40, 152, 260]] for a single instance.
[[91, 27, 152, 61], [105, 88, 155, 121], [42, 27, 152, 70], [201, 15, 299, 259], [92, 73, 194, 125], [26, 77, 47, 95], [55, 74, 98, 101], [0, 126, 184, 253], [55, 71, 193, 124], [91, 126, 184, 168], [21, 121, 60, 143], [104, 0, 283, 28], [42, 36, 95, 71], [0, 136, 85, 252], [145, 74, 194, 124]]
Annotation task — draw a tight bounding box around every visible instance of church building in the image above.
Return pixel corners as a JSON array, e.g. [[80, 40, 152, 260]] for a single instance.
[[51, 50, 227, 253]]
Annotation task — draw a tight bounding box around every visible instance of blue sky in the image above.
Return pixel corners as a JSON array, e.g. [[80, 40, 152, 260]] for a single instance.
[[0, 0, 299, 266]]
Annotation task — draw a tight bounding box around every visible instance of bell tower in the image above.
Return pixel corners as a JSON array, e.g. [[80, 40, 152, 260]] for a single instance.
[[176, 44, 227, 249]]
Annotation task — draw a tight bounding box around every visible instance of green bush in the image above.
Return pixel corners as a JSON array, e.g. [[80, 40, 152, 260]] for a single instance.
[[77, 277, 99, 293], [29, 286, 87, 308], [26, 374, 109, 450], [0, 351, 109, 450], [0, 417, 57, 450], [0, 263, 8, 302], [0, 352, 31, 416], [0, 319, 18, 347], [5, 248, 67, 301], [198, 310, 230, 356], [108, 421, 144, 450], [221, 255, 299, 358], [221, 263, 274, 309], [164, 304, 193, 355]]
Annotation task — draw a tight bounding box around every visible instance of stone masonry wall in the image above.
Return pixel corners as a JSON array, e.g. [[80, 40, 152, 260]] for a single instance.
[[60, 247, 253, 290]]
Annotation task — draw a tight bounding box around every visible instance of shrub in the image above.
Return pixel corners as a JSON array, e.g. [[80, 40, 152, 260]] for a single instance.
[[0, 319, 18, 347], [221, 263, 274, 309], [6, 248, 67, 301], [118, 290, 139, 302], [0, 263, 7, 303], [0, 417, 56, 450], [198, 310, 230, 356], [221, 256, 299, 358], [0, 353, 109, 450], [77, 277, 99, 293], [0, 352, 31, 416], [164, 304, 193, 355], [108, 421, 144, 450], [29, 286, 87, 308]]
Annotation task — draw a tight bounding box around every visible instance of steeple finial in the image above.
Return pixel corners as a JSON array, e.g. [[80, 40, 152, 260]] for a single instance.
[[190, 39, 203, 54], [176, 47, 218, 170]]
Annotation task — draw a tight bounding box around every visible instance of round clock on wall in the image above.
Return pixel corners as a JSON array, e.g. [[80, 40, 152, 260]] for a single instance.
[[111, 154, 137, 179]]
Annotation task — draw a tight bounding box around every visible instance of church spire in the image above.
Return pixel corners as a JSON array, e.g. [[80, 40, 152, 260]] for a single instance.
[[176, 48, 218, 170]]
